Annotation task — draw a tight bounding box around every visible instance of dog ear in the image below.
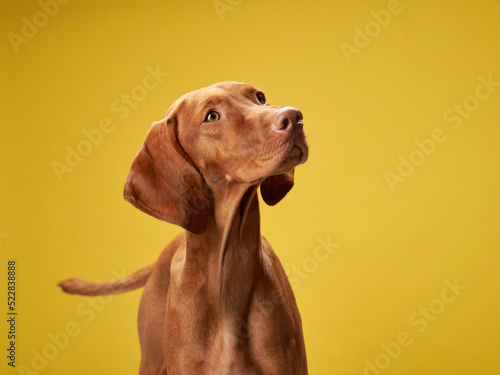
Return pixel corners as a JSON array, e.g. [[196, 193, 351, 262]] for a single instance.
[[260, 169, 295, 206], [123, 118, 208, 234]]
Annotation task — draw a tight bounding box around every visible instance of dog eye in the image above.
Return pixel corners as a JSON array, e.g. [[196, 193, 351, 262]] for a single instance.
[[256, 92, 267, 105], [204, 111, 220, 122]]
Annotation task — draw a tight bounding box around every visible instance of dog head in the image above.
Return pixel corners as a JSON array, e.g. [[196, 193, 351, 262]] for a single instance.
[[123, 82, 308, 233]]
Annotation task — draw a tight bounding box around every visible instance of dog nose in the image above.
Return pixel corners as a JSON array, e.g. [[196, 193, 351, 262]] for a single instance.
[[272, 107, 303, 132]]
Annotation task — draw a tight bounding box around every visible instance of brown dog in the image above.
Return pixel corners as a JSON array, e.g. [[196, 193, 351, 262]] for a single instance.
[[59, 82, 309, 374]]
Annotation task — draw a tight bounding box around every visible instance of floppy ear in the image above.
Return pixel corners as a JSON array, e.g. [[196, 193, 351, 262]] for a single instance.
[[123, 118, 209, 234], [260, 169, 295, 206]]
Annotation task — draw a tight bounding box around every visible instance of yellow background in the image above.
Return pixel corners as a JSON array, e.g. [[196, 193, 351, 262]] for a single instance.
[[2, 0, 500, 374]]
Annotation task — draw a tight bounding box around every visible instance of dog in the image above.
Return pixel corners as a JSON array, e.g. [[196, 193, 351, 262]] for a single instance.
[[59, 81, 309, 374]]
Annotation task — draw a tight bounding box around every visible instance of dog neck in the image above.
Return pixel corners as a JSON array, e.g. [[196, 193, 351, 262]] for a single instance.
[[185, 183, 262, 317]]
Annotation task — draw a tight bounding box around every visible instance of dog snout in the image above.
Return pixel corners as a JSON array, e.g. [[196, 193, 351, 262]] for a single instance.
[[271, 107, 303, 133]]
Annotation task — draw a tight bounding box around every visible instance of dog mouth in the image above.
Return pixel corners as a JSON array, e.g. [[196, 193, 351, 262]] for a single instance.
[[267, 132, 308, 176], [290, 134, 309, 165], [283, 131, 309, 165], [237, 132, 308, 184]]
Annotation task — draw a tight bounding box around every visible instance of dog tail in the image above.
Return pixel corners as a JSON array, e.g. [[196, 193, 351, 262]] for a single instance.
[[58, 263, 154, 296]]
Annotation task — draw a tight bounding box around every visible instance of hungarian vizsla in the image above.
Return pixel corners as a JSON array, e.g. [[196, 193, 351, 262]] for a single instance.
[[59, 81, 309, 375]]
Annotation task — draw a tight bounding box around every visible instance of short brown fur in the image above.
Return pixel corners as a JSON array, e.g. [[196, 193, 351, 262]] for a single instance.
[[59, 82, 309, 374]]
